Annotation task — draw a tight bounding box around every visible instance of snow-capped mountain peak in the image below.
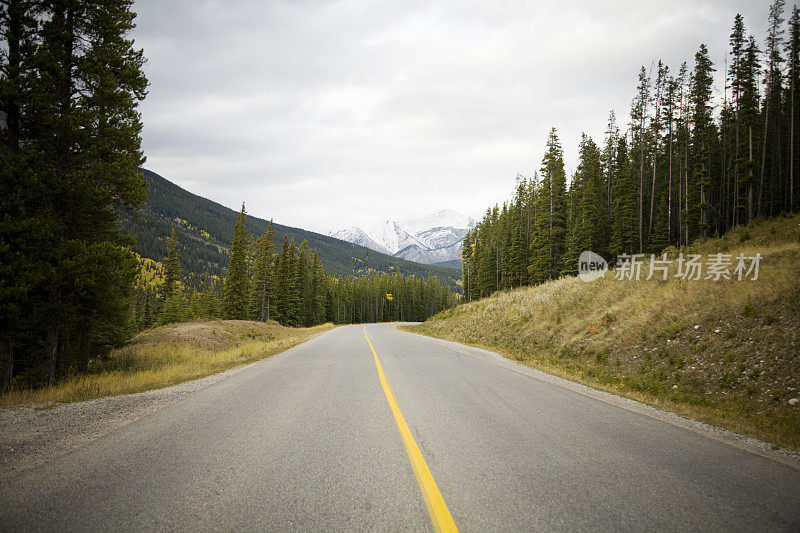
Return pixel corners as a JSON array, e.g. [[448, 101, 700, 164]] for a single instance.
[[330, 226, 393, 255], [398, 209, 475, 236], [329, 210, 475, 265]]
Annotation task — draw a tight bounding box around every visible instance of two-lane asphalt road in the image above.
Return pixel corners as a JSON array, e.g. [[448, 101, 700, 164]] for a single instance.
[[2, 324, 799, 531]]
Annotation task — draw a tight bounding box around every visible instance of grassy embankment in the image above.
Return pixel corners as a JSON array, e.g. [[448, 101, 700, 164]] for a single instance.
[[404, 214, 800, 451], [1, 320, 334, 407]]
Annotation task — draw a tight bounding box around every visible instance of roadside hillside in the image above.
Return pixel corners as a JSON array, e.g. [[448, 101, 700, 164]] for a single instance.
[[1, 321, 334, 407], [406, 214, 800, 450]]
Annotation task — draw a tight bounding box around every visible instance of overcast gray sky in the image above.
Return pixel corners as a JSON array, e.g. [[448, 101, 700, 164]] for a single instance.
[[132, 0, 772, 234]]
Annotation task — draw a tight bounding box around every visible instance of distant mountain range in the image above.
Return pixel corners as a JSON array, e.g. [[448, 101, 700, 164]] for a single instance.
[[330, 210, 475, 265], [119, 169, 462, 291]]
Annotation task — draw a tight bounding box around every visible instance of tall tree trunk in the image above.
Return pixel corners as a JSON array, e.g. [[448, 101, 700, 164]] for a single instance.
[[649, 149, 657, 241], [607, 150, 613, 216], [791, 75, 796, 211], [77, 328, 91, 373], [700, 160, 707, 240], [721, 133, 727, 231], [43, 315, 59, 386], [58, 329, 71, 377], [0, 337, 12, 394], [549, 171, 554, 279], [776, 115, 782, 216], [496, 247, 500, 289], [684, 141, 689, 246], [721, 139, 728, 235], [648, 91, 661, 242], [2, 0, 23, 151], [734, 106, 740, 227], [721, 63, 729, 233], [0, 2, 23, 392], [639, 140, 644, 252], [749, 125, 754, 221], [42, 3, 75, 386], [677, 143, 684, 246], [759, 95, 769, 217], [668, 120, 673, 244], [258, 284, 267, 322]]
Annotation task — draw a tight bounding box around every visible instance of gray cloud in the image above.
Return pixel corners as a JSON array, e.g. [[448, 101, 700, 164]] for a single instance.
[[132, 0, 771, 233]]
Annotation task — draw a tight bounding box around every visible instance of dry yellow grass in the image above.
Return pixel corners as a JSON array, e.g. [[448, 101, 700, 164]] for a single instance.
[[406, 214, 800, 451], [1, 320, 334, 407]]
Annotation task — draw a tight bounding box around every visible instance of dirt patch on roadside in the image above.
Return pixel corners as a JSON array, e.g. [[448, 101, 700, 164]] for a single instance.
[[127, 319, 282, 352]]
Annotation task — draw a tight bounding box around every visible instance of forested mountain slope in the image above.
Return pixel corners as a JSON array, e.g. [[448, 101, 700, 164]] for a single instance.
[[120, 169, 461, 289]]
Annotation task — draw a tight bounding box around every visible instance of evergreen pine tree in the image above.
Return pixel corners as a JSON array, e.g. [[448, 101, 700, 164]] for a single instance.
[[562, 134, 607, 274], [561, 170, 585, 276], [159, 287, 187, 325], [786, 6, 799, 211], [663, 71, 681, 241], [142, 290, 152, 328], [609, 137, 638, 259], [475, 208, 499, 295], [689, 44, 716, 240], [311, 252, 327, 325], [188, 290, 200, 319], [508, 179, 528, 287], [601, 111, 620, 218], [530, 128, 567, 283], [297, 240, 313, 326], [1, 0, 148, 386], [250, 221, 275, 321], [760, 0, 786, 217], [647, 61, 668, 247], [272, 237, 290, 325], [581, 136, 608, 257], [631, 66, 651, 252], [161, 225, 182, 303], [158, 226, 185, 325], [198, 272, 219, 319], [740, 36, 762, 222], [223, 203, 250, 320], [285, 239, 302, 326], [729, 14, 747, 226]]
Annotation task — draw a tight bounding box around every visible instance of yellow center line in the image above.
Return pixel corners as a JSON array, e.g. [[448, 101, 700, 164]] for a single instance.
[[363, 327, 458, 533]]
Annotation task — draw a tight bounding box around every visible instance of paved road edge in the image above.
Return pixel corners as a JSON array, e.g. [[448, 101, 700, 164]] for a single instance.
[[395, 326, 800, 471], [0, 326, 340, 482]]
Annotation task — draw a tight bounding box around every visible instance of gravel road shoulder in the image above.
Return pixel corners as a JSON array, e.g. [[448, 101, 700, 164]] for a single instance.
[[0, 361, 260, 483]]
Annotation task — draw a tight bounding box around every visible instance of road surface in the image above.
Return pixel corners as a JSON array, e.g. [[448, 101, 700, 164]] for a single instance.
[[2, 324, 799, 531]]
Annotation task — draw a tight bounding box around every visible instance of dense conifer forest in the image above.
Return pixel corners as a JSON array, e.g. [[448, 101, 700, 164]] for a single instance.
[[1, 0, 149, 391], [0, 1, 455, 393], [122, 169, 462, 290], [462, 3, 800, 301], [136, 206, 455, 331]]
